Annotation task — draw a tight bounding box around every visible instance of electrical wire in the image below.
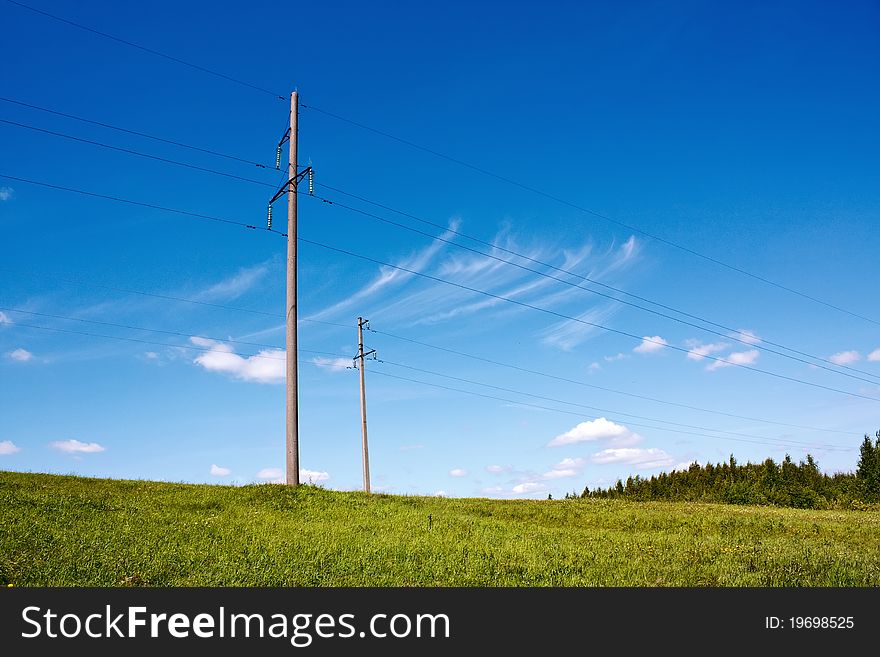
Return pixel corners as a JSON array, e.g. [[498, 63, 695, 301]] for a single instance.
[[367, 369, 854, 452], [296, 237, 880, 403], [4, 0, 286, 100], [0, 96, 271, 168], [373, 359, 847, 450], [0, 118, 277, 188], [307, 191, 880, 385], [0, 261, 858, 436], [7, 0, 875, 325], [2, 171, 876, 401], [1, 105, 874, 381], [366, 326, 858, 436], [4, 318, 851, 452]]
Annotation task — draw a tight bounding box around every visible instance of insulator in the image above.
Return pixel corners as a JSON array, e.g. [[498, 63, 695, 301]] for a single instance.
[[308, 168, 314, 195], [267, 204, 273, 230], [275, 145, 282, 170]]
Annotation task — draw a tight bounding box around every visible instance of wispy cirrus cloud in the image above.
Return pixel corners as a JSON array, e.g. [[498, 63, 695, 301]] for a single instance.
[[195, 262, 271, 302], [305, 221, 642, 353], [306, 220, 460, 322], [311, 356, 352, 373]]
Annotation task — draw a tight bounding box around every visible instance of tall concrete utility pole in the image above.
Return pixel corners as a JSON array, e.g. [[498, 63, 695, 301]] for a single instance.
[[286, 91, 299, 487], [356, 317, 376, 493]]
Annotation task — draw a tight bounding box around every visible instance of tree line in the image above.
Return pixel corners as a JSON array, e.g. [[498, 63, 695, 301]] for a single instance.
[[575, 430, 880, 509]]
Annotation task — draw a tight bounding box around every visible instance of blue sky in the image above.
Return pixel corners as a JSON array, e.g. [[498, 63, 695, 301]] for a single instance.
[[1, 0, 879, 498]]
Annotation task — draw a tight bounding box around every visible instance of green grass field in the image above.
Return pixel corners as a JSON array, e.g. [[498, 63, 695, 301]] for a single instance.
[[2, 471, 879, 586]]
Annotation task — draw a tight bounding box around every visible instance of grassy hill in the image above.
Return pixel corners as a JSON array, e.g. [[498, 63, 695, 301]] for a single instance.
[[2, 471, 879, 586]]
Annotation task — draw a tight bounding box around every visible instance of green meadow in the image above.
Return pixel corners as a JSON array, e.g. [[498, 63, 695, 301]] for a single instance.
[[2, 471, 878, 586]]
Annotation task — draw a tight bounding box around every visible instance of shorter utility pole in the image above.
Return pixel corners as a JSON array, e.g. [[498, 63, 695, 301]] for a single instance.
[[355, 317, 376, 493]]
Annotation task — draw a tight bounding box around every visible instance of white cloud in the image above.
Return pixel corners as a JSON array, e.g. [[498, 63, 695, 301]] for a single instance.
[[541, 456, 587, 480], [8, 348, 33, 362], [869, 349, 880, 362], [733, 329, 761, 345], [829, 350, 861, 366], [196, 263, 269, 301], [482, 486, 504, 494], [539, 304, 621, 351], [0, 186, 13, 201], [672, 460, 699, 471], [512, 482, 546, 494], [256, 467, 328, 484], [257, 467, 283, 479], [434, 490, 447, 497], [449, 468, 468, 477], [301, 469, 330, 483], [548, 417, 640, 447], [542, 468, 579, 479], [685, 340, 728, 361], [588, 362, 601, 372], [0, 440, 21, 455], [706, 349, 760, 371], [590, 447, 674, 469], [144, 351, 159, 360], [50, 439, 105, 454], [311, 356, 351, 373], [604, 352, 627, 362], [0, 311, 11, 326], [633, 336, 667, 354], [210, 464, 231, 476], [191, 338, 285, 384], [485, 464, 507, 473]]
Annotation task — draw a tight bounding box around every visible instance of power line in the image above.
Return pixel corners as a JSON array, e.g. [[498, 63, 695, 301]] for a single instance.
[[3, 108, 874, 383], [0, 264, 351, 332], [0, 257, 856, 437], [300, 103, 880, 328], [0, 173, 282, 235], [4, 172, 877, 401], [0, 96, 271, 169], [0, 118, 277, 188], [367, 326, 857, 437], [374, 359, 847, 451], [4, 0, 286, 100], [5, 315, 849, 452], [0, 307, 291, 352], [8, 321, 345, 362], [296, 237, 880, 404], [367, 369, 854, 453], [8, 0, 876, 326], [307, 191, 880, 385]]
